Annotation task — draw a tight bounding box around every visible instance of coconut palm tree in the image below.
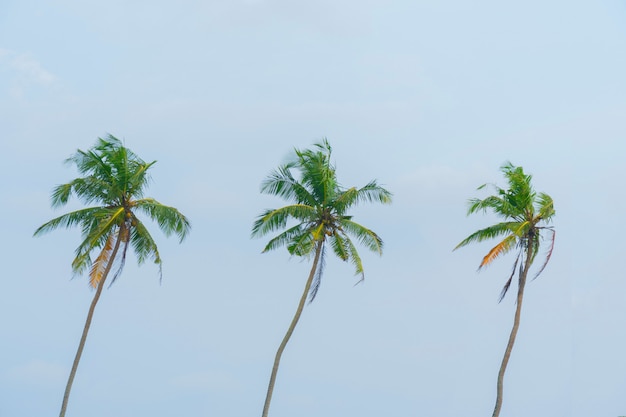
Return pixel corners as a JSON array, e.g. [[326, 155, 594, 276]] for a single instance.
[[454, 162, 555, 417], [252, 139, 392, 417], [34, 135, 190, 417]]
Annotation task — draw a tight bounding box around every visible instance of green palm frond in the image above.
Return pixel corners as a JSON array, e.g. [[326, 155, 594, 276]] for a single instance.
[[261, 224, 308, 253], [251, 204, 316, 237], [340, 218, 384, 255], [454, 222, 521, 250], [134, 198, 190, 242], [329, 231, 350, 262], [296, 140, 337, 205], [34, 207, 104, 236], [260, 164, 316, 206], [334, 181, 392, 213], [343, 233, 365, 278], [72, 207, 125, 274], [287, 228, 316, 257], [129, 217, 163, 279], [535, 192, 555, 221]]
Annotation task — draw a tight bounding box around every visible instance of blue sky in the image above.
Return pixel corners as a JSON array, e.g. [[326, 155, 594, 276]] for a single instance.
[[1, 1, 625, 416]]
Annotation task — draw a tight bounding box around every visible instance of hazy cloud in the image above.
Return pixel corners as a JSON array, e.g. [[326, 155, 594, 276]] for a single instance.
[[0, 49, 57, 99]]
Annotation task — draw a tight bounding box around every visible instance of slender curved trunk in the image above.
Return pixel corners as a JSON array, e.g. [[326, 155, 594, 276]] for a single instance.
[[59, 226, 125, 417], [261, 241, 323, 417], [491, 244, 534, 417]]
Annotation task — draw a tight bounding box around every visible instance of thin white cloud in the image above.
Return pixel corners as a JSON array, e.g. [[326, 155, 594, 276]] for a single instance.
[[0, 49, 57, 99], [10, 53, 56, 85]]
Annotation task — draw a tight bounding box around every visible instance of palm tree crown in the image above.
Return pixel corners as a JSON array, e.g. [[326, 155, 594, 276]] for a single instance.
[[252, 138, 392, 300], [455, 162, 555, 300], [35, 134, 190, 286]]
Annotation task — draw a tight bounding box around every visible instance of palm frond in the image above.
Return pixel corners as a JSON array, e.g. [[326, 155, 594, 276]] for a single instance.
[[532, 228, 555, 280], [340, 218, 384, 255], [287, 226, 317, 257], [260, 164, 317, 206], [251, 204, 316, 238], [134, 198, 191, 242], [296, 139, 337, 205], [308, 243, 326, 302], [128, 216, 161, 265], [344, 234, 365, 279], [125, 160, 156, 198], [34, 207, 104, 236], [261, 224, 308, 253], [454, 222, 520, 250], [329, 231, 350, 262], [498, 251, 521, 302], [536, 192, 555, 222], [108, 228, 131, 287], [89, 233, 115, 288], [479, 234, 517, 269], [71, 208, 125, 274], [334, 181, 392, 213]]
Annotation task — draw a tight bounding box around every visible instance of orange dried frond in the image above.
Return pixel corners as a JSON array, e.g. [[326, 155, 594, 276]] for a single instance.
[[89, 234, 114, 288], [479, 235, 516, 268]]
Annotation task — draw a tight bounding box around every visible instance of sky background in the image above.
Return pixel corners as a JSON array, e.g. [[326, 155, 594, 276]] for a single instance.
[[1, 1, 625, 416]]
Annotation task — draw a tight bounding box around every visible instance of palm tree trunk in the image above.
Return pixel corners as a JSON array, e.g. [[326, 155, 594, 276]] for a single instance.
[[59, 226, 125, 417], [261, 241, 323, 417], [491, 245, 534, 417]]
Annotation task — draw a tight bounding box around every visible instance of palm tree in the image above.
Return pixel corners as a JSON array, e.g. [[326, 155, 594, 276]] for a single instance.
[[454, 162, 555, 417], [252, 139, 392, 417], [34, 135, 191, 417]]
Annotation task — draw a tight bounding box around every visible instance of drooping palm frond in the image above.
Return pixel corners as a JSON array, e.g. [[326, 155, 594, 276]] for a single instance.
[[340, 219, 384, 255], [343, 234, 365, 279], [532, 228, 555, 280], [498, 251, 521, 302], [107, 227, 130, 287], [89, 233, 115, 288], [134, 198, 190, 242], [128, 216, 162, 267], [308, 243, 326, 302]]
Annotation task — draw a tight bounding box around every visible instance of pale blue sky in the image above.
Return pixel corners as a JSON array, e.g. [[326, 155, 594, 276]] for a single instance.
[[1, 1, 625, 416]]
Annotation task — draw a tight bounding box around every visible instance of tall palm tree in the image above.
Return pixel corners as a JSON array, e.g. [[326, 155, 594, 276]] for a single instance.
[[454, 162, 555, 417], [34, 135, 190, 417], [252, 139, 392, 417]]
